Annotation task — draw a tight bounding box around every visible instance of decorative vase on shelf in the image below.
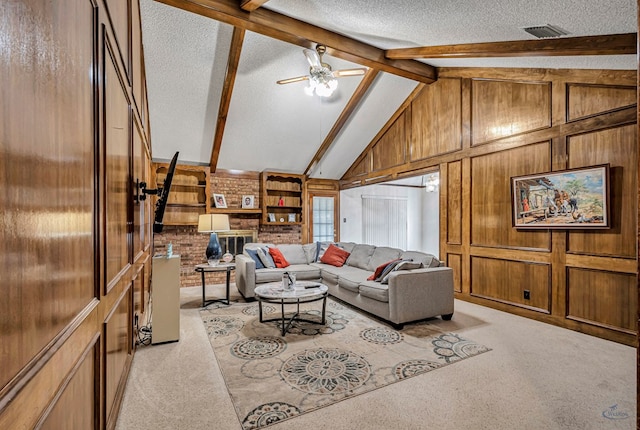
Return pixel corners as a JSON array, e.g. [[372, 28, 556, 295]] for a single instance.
[[206, 232, 222, 266]]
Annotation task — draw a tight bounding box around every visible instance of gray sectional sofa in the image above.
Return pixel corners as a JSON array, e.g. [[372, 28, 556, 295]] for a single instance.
[[235, 242, 454, 327]]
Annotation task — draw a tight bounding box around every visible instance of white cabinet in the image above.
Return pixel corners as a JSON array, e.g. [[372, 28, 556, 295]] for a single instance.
[[151, 255, 180, 344]]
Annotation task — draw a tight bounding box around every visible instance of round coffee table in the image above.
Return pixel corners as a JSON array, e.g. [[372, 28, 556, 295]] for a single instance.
[[254, 281, 328, 336]]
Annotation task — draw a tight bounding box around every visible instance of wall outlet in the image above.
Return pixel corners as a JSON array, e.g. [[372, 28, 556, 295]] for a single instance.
[[523, 290, 530, 300]]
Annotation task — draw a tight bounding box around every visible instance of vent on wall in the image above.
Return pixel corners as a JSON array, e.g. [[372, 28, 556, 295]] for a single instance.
[[522, 24, 569, 39]]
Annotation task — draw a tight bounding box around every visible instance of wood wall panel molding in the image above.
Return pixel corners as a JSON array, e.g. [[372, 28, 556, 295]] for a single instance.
[[470, 256, 551, 313], [0, 0, 97, 401], [566, 268, 637, 334], [566, 124, 638, 258], [446, 161, 462, 245], [470, 142, 552, 250], [104, 284, 133, 428], [471, 79, 552, 146], [566, 253, 637, 274], [567, 83, 637, 121], [469, 245, 551, 264], [341, 106, 636, 187], [36, 335, 99, 429], [372, 111, 410, 171], [410, 78, 463, 160], [447, 253, 463, 293], [438, 67, 637, 86], [105, 34, 133, 291], [0, 306, 99, 429], [104, 0, 131, 86]]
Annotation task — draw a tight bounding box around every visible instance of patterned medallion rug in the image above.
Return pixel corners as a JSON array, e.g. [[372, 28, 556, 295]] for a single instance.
[[200, 298, 490, 430]]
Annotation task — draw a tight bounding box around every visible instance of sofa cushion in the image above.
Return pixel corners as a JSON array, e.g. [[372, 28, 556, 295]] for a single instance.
[[278, 244, 307, 265], [358, 281, 389, 303], [255, 265, 321, 283], [345, 244, 376, 270], [320, 244, 350, 267], [401, 251, 440, 268], [257, 247, 276, 268], [245, 248, 265, 269], [268, 247, 290, 268], [335, 266, 372, 293], [337, 242, 356, 254], [368, 247, 403, 271]]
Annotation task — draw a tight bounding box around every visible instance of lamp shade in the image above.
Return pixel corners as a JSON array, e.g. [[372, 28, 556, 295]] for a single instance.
[[198, 214, 230, 233]]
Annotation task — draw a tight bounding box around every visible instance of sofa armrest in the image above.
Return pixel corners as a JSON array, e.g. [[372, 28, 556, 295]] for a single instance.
[[386, 267, 454, 323], [235, 254, 257, 298]]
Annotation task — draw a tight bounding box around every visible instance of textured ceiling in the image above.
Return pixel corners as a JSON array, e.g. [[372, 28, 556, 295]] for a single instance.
[[140, 0, 637, 179]]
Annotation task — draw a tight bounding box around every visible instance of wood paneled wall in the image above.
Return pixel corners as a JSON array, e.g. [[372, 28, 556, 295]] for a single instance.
[[341, 69, 637, 346], [0, 0, 153, 428]]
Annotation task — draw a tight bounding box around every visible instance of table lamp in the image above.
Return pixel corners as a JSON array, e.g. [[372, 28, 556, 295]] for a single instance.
[[198, 214, 230, 266]]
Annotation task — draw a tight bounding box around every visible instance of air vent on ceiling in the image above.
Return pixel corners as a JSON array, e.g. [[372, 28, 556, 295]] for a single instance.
[[522, 24, 569, 39]]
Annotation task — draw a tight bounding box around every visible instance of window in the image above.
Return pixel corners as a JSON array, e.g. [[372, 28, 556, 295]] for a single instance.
[[362, 195, 407, 249], [312, 196, 335, 242]]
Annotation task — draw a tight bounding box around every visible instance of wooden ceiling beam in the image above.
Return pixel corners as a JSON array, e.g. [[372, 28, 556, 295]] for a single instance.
[[239, 0, 269, 12], [210, 27, 245, 171], [385, 33, 637, 59], [305, 69, 380, 176], [155, 0, 436, 83]]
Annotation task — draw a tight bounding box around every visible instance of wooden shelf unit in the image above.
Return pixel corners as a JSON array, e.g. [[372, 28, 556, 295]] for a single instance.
[[154, 163, 210, 226], [260, 171, 305, 225]]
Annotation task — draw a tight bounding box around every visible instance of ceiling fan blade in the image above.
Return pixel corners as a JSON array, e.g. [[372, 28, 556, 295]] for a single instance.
[[333, 68, 368, 78], [276, 75, 310, 85], [303, 48, 321, 68]]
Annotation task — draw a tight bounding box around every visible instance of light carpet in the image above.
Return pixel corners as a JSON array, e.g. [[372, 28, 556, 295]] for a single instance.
[[200, 297, 490, 429]]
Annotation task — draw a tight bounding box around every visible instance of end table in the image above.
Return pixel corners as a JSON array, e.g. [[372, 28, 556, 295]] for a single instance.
[[194, 263, 235, 307]]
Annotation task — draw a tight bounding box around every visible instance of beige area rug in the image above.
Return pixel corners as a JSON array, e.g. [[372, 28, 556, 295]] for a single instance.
[[200, 298, 491, 430]]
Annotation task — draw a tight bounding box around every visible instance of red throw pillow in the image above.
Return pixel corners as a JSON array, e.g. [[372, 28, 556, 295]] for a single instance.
[[367, 259, 401, 281], [268, 247, 290, 268], [320, 244, 350, 267]]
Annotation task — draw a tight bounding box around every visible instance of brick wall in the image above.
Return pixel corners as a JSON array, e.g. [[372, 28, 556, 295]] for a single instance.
[[153, 171, 303, 287]]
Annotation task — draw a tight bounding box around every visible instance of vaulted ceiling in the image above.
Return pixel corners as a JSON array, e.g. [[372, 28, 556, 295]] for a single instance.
[[140, 0, 637, 180]]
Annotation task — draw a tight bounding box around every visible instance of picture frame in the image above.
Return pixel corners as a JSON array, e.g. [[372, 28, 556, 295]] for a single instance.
[[511, 164, 609, 229], [268, 213, 276, 222], [213, 193, 227, 208], [288, 213, 296, 222], [242, 195, 255, 209]]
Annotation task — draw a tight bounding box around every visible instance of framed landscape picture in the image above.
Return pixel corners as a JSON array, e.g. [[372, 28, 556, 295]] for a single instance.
[[511, 164, 609, 229]]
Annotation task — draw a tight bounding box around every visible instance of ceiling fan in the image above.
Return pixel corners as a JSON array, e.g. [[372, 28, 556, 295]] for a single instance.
[[276, 44, 367, 97]]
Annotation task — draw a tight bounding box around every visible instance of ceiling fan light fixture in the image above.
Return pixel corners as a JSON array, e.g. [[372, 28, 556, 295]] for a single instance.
[[306, 65, 338, 97]]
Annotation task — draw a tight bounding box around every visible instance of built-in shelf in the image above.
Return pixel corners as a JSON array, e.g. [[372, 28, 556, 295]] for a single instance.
[[154, 163, 210, 226], [210, 208, 262, 215], [260, 171, 305, 225]]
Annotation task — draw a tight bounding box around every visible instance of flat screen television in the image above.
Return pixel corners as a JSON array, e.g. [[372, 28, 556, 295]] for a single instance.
[[153, 151, 179, 233]]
